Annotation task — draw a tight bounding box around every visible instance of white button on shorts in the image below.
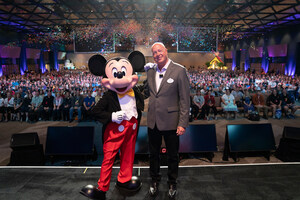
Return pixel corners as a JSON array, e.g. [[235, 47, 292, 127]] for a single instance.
[[133, 123, 137, 130], [118, 125, 125, 132]]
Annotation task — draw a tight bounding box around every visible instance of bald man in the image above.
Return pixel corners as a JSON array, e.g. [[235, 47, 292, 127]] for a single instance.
[[144, 42, 190, 199]]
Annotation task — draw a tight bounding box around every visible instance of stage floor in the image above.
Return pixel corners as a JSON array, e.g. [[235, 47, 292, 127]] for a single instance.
[[0, 163, 300, 200]]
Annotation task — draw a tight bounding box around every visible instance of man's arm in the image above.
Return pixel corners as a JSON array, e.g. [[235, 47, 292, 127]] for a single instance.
[[83, 100, 88, 110], [200, 96, 205, 107], [139, 79, 150, 100], [70, 97, 75, 107], [90, 101, 95, 108], [177, 67, 190, 135], [38, 97, 43, 108]]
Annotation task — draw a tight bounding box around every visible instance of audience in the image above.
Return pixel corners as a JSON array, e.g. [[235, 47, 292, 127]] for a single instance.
[[0, 68, 299, 122], [53, 92, 63, 121], [242, 90, 255, 116], [69, 89, 84, 123], [83, 90, 95, 120], [281, 88, 296, 118], [189, 68, 299, 120], [268, 89, 282, 119], [4, 92, 14, 122], [222, 88, 238, 119], [204, 90, 218, 120], [252, 89, 269, 119], [0, 94, 5, 122], [13, 92, 23, 121], [21, 91, 31, 122], [62, 91, 72, 121], [192, 89, 205, 120], [42, 91, 54, 121]]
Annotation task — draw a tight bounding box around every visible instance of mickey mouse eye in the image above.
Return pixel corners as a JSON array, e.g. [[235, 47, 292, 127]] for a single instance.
[[121, 66, 127, 76], [112, 68, 118, 78]]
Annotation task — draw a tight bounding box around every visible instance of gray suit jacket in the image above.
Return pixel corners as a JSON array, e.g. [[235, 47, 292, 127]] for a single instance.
[[145, 60, 190, 131]]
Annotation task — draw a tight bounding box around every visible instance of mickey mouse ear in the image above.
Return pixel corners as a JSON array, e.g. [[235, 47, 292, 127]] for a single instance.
[[128, 51, 145, 72], [88, 54, 107, 76]]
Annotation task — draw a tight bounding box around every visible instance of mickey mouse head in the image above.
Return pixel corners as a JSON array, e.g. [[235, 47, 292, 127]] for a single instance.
[[88, 51, 145, 94]]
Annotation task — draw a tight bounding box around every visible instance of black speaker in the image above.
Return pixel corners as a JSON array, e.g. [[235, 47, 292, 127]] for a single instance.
[[10, 132, 40, 150], [9, 133, 44, 166], [276, 126, 300, 162], [45, 126, 94, 156], [283, 126, 300, 140], [9, 145, 44, 166], [223, 124, 276, 161]]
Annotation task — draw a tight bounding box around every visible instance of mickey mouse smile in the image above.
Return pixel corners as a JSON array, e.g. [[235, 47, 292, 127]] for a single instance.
[[115, 87, 128, 93]]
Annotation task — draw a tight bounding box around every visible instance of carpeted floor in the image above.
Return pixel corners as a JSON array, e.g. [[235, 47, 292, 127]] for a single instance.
[[0, 164, 300, 200]]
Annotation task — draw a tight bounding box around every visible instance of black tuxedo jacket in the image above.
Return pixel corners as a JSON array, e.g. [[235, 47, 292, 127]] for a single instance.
[[89, 87, 144, 130]]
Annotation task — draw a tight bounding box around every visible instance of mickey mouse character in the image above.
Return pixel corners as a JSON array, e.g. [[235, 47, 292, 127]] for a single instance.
[[80, 51, 145, 200]]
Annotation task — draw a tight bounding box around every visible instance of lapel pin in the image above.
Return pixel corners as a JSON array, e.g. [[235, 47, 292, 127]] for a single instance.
[[167, 78, 174, 83]]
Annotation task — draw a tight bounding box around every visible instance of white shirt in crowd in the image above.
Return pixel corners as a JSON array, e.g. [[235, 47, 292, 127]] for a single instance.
[[222, 94, 235, 105], [4, 97, 14, 107], [0, 98, 4, 107], [269, 81, 277, 88], [255, 78, 262, 86], [92, 91, 97, 97], [54, 97, 63, 106]]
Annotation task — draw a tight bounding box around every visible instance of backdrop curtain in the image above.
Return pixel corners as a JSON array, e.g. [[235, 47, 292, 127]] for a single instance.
[[19, 42, 28, 75]]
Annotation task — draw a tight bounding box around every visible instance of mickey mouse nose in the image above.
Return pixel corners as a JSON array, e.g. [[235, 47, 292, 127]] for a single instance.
[[117, 71, 124, 79]]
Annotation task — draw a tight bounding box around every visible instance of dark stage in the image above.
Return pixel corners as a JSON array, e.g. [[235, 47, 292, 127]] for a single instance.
[[0, 164, 300, 200]]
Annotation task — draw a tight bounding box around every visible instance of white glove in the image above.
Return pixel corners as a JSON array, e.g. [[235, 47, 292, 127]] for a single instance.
[[144, 62, 157, 72], [112, 111, 126, 124]]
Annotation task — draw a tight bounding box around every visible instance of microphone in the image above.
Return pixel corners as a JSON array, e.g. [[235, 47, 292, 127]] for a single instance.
[[159, 74, 163, 78]]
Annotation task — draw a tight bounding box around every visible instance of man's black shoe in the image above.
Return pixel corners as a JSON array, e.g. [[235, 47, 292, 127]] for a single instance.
[[80, 185, 106, 200], [168, 184, 177, 199], [69, 119, 73, 123], [149, 182, 159, 197]]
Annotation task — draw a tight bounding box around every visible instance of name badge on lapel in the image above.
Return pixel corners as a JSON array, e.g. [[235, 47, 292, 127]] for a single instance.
[[167, 78, 174, 84]]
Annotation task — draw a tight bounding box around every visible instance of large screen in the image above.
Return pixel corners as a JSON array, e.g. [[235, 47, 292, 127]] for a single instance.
[[45, 126, 94, 156], [74, 31, 115, 53], [227, 124, 276, 152], [177, 27, 217, 52]]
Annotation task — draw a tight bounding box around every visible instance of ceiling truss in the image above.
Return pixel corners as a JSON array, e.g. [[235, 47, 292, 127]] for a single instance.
[[0, 0, 299, 35]]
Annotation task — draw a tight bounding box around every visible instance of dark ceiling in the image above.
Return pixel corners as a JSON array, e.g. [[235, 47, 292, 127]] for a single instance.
[[0, 0, 299, 35]]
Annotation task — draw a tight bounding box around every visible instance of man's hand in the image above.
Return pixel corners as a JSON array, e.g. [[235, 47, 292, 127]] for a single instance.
[[144, 62, 157, 72], [176, 126, 186, 136]]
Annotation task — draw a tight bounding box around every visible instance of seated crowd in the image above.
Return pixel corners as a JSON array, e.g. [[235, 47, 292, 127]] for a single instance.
[[189, 68, 300, 120], [0, 68, 299, 122], [0, 71, 104, 122]]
